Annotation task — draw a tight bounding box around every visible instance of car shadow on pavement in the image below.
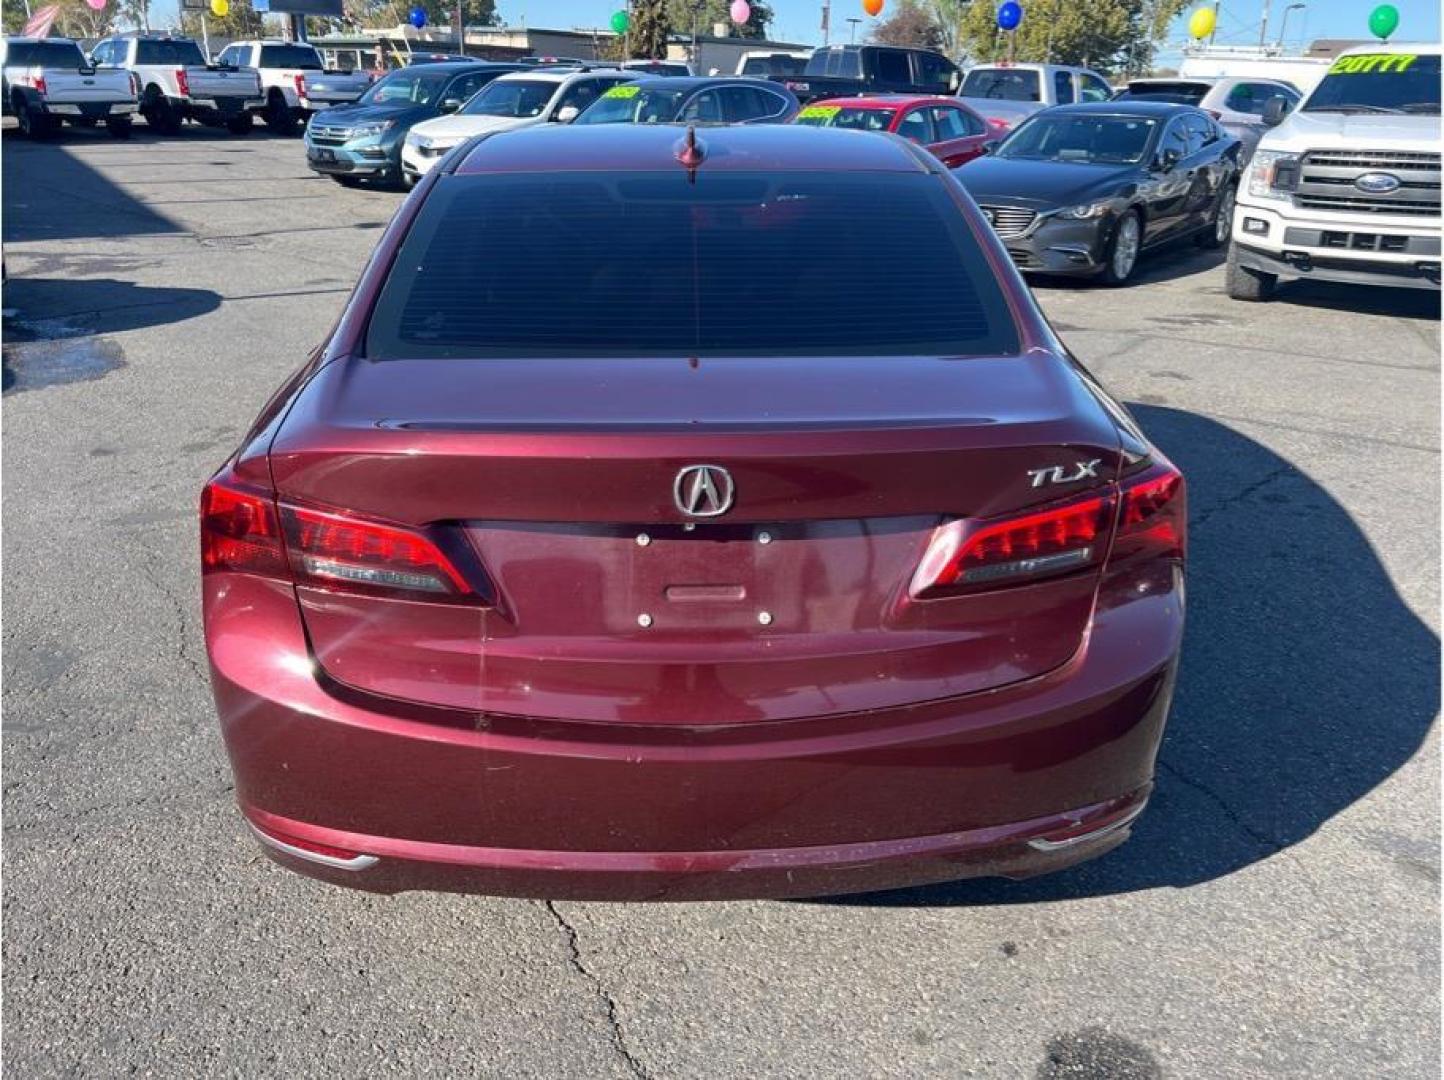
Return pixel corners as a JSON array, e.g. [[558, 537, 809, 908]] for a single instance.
[[3, 277, 221, 393], [1030, 244, 1226, 292], [815, 404, 1440, 907], [1262, 279, 1441, 320]]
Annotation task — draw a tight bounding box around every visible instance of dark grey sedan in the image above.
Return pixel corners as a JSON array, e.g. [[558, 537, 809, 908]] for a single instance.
[[952, 101, 1242, 285]]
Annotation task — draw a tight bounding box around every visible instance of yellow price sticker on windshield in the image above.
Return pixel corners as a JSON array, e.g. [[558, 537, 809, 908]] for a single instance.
[[604, 85, 641, 98], [797, 105, 842, 120], [1329, 53, 1418, 73]]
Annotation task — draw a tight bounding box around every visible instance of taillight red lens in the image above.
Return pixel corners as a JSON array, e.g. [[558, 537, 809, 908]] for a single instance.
[[1116, 463, 1185, 559], [33, 74, 47, 96], [294, 73, 306, 99], [201, 476, 286, 577], [202, 471, 483, 603], [912, 492, 1115, 597], [175, 67, 189, 98], [280, 503, 474, 601]]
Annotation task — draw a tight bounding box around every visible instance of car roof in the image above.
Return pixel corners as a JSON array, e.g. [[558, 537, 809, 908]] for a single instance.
[[391, 60, 499, 75], [622, 75, 778, 90], [1126, 77, 1217, 87], [492, 68, 629, 85], [1044, 100, 1202, 118], [452, 122, 931, 176], [809, 94, 969, 109]]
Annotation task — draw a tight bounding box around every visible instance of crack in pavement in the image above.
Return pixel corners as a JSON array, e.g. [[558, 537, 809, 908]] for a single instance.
[[136, 560, 209, 690], [1190, 464, 1295, 531], [540, 901, 653, 1080]]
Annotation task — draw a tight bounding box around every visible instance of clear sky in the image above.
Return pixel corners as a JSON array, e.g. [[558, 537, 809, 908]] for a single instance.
[[139, 0, 1442, 57]]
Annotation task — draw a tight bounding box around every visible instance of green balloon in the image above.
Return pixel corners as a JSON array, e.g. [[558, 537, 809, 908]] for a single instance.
[[610, 10, 630, 33], [1368, 3, 1399, 39]]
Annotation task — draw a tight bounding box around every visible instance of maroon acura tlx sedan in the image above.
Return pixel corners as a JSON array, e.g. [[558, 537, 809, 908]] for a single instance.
[[201, 123, 1185, 901]]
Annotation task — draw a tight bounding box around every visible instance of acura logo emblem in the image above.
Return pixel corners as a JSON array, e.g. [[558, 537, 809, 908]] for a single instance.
[[674, 465, 734, 517], [1355, 171, 1401, 194]]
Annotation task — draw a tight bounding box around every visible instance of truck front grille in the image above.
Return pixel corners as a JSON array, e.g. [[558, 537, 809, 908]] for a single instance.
[[1295, 149, 1441, 217]]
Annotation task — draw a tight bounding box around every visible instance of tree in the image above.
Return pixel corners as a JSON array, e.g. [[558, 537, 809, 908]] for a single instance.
[[177, 0, 265, 40], [872, 0, 945, 50], [629, 0, 670, 59], [954, 0, 1186, 75], [354, 0, 501, 29], [666, 0, 773, 41]]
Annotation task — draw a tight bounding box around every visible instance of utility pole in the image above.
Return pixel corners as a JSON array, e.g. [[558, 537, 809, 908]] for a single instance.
[[846, 16, 859, 43], [1258, 0, 1271, 48], [1209, 0, 1220, 45], [821, 0, 830, 45]]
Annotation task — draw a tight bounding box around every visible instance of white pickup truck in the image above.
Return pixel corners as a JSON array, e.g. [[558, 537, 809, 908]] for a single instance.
[[1, 36, 137, 138], [1228, 42, 1440, 300], [958, 62, 1114, 133], [215, 40, 373, 135], [90, 34, 263, 135]]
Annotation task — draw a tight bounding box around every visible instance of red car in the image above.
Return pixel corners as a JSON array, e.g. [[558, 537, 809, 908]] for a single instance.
[[202, 123, 1185, 901], [793, 94, 994, 167]]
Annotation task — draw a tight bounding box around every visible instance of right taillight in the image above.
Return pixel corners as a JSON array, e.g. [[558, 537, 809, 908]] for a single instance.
[[1113, 462, 1186, 562], [175, 67, 190, 98], [201, 468, 485, 605]]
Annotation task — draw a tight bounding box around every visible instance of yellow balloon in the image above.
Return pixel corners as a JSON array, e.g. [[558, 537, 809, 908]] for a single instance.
[[210, 0, 229, 16], [1188, 6, 1216, 40]]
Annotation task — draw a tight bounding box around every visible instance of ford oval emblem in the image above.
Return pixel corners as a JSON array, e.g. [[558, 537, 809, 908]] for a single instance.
[[1355, 171, 1401, 194]]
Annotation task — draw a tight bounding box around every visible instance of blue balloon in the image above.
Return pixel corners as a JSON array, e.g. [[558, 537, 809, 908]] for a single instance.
[[408, 5, 427, 28], [997, 1, 1022, 30]]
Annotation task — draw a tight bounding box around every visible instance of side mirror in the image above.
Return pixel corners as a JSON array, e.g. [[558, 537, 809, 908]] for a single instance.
[[555, 104, 580, 123], [948, 70, 961, 93], [981, 139, 999, 155], [1262, 95, 1290, 126], [1154, 147, 1181, 172], [439, 97, 463, 113]]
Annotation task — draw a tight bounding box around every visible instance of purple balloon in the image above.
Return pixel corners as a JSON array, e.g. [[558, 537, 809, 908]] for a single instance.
[[997, 1, 1022, 31]]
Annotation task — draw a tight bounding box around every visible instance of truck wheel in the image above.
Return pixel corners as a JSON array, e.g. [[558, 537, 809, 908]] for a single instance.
[[106, 116, 133, 140], [146, 93, 182, 135], [263, 92, 297, 135], [226, 113, 253, 135], [1226, 242, 1276, 301], [1197, 184, 1236, 250], [1097, 209, 1142, 286], [17, 103, 51, 139]]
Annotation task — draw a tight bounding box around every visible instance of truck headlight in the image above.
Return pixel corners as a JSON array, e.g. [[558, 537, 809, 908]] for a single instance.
[[1246, 151, 1299, 200]]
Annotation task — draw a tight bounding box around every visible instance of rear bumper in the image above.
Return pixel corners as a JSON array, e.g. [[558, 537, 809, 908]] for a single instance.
[[42, 101, 137, 118], [207, 565, 1183, 900], [181, 96, 265, 122]]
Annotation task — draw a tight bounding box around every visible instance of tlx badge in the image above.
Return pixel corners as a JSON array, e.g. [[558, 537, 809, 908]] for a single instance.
[[1027, 459, 1102, 489]]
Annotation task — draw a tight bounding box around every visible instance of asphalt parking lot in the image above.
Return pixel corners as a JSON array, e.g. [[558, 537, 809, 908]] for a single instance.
[[3, 123, 1439, 1078]]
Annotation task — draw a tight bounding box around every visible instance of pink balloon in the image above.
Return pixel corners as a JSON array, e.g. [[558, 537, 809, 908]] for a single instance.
[[85, 0, 105, 9], [730, 0, 750, 24]]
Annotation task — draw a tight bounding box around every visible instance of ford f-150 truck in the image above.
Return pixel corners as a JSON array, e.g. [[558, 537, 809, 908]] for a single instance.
[[769, 45, 960, 104], [2, 36, 137, 138], [958, 62, 1115, 133], [1228, 42, 1440, 299], [215, 40, 372, 134], [90, 33, 263, 134]]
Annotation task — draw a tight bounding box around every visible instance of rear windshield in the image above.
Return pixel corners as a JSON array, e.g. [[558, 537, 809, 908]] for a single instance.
[[135, 39, 207, 66], [367, 170, 1019, 359], [805, 49, 861, 78], [6, 41, 85, 67], [961, 69, 1040, 101], [741, 55, 806, 76], [258, 44, 323, 70], [1116, 82, 1210, 104]]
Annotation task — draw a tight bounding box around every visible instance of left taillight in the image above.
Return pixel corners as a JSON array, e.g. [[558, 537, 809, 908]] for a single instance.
[[201, 474, 287, 578], [294, 73, 306, 100], [201, 468, 486, 604]]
